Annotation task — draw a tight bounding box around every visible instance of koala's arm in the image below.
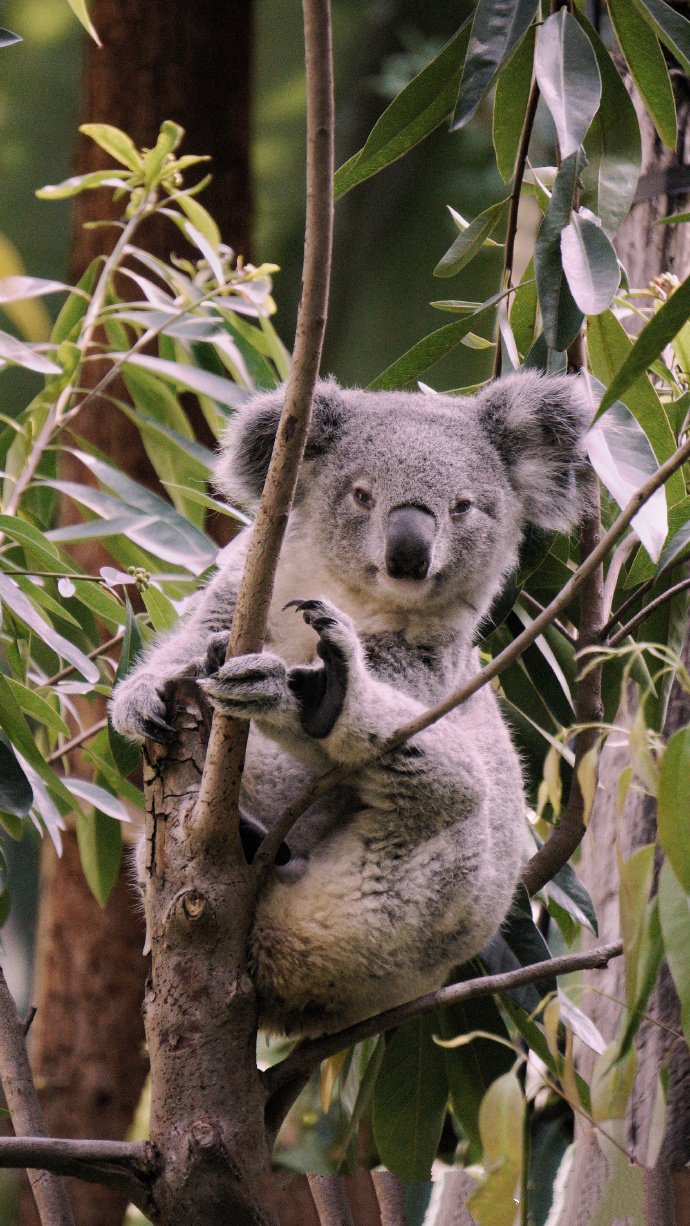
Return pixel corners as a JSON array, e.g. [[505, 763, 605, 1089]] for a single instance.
[[109, 529, 251, 742]]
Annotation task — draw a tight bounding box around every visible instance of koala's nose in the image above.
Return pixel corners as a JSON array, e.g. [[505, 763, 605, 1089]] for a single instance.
[[385, 504, 436, 580]]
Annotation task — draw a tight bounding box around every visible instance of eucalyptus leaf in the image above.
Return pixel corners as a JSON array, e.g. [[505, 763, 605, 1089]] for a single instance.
[[0, 329, 60, 375], [632, 0, 690, 77], [0, 572, 100, 682], [79, 123, 141, 172], [535, 9, 601, 159], [657, 859, 690, 1037], [0, 741, 33, 817], [36, 170, 131, 200], [534, 154, 584, 351], [560, 214, 620, 315], [64, 777, 131, 824], [467, 1072, 524, 1226], [372, 1014, 448, 1181], [369, 294, 504, 390], [452, 0, 538, 131], [608, 0, 676, 150], [0, 29, 21, 47], [334, 20, 472, 199], [117, 352, 249, 410], [0, 276, 76, 304], [597, 271, 690, 413], [657, 728, 690, 893], [493, 26, 535, 183], [76, 808, 122, 908], [434, 198, 509, 278], [65, 0, 100, 43]]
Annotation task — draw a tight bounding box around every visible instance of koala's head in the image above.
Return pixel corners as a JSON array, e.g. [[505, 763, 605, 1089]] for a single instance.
[[216, 373, 591, 623]]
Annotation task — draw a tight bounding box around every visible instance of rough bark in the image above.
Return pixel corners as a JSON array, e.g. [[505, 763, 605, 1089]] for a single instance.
[[557, 67, 690, 1226], [23, 3, 254, 1225]]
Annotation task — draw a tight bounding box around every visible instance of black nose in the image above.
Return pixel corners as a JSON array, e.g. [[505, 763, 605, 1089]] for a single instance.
[[385, 504, 436, 580]]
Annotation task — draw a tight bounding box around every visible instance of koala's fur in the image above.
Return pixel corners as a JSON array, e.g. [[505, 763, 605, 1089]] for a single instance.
[[110, 372, 591, 1037]]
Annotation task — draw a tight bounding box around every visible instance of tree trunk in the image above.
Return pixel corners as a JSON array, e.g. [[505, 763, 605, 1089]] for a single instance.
[[22, 4, 253, 1225], [556, 70, 690, 1226]]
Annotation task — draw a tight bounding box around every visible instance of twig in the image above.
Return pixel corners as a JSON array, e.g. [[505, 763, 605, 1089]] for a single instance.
[[0, 966, 75, 1226], [47, 718, 108, 764], [519, 591, 576, 646], [307, 1174, 355, 1226], [192, 0, 334, 848], [607, 575, 690, 647], [256, 430, 690, 868], [0, 1137, 156, 1198], [264, 941, 623, 1103]]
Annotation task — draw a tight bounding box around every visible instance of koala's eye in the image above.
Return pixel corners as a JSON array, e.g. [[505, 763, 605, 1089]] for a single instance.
[[450, 498, 473, 519], [352, 486, 374, 510]]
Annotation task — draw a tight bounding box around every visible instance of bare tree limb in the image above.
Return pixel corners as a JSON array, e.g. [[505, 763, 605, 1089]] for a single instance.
[[263, 941, 624, 1111], [0, 966, 75, 1226], [0, 1137, 156, 1199], [192, 0, 334, 851], [307, 1174, 355, 1226], [257, 429, 690, 868], [607, 575, 690, 647]]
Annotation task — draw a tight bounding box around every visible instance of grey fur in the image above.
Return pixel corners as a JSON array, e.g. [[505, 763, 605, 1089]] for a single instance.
[[110, 372, 591, 1037]]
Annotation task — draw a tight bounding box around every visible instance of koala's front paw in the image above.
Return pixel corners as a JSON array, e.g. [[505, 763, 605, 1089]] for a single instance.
[[199, 652, 292, 721], [285, 598, 360, 738], [110, 674, 176, 744]]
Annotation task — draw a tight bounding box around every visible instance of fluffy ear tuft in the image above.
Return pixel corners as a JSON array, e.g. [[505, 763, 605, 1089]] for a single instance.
[[214, 378, 345, 507], [477, 370, 593, 531]]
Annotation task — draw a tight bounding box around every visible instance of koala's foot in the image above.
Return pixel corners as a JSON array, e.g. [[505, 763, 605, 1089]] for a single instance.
[[110, 674, 176, 744], [285, 598, 359, 738], [199, 652, 293, 721]]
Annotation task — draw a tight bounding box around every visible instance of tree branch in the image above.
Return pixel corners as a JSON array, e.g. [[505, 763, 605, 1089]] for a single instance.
[[192, 0, 334, 850], [263, 941, 623, 1110], [307, 1174, 355, 1226], [0, 967, 75, 1226], [607, 575, 690, 647], [257, 429, 690, 868], [0, 1137, 156, 1200]]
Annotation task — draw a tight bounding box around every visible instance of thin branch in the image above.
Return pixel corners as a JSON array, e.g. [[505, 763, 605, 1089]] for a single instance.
[[192, 0, 334, 848], [607, 575, 690, 647], [0, 1137, 156, 1199], [0, 967, 75, 1226], [256, 430, 690, 868], [307, 1174, 355, 1226], [263, 941, 623, 1105], [519, 591, 576, 646], [47, 718, 108, 764]]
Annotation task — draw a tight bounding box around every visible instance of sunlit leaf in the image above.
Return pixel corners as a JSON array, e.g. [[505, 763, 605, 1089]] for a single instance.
[[117, 351, 248, 410], [452, 0, 538, 131], [658, 728, 690, 892], [608, 0, 676, 150], [5, 679, 70, 738], [0, 29, 20, 47], [79, 123, 141, 172], [561, 214, 619, 315], [534, 9, 601, 159], [467, 1072, 524, 1226], [37, 170, 131, 200], [64, 777, 131, 824], [65, 0, 100, 44], [0, 329, 60, 375], [439, 987, 514, 1159]]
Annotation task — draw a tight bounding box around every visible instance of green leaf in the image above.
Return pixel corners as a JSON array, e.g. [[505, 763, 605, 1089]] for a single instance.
[[560, 215, 620, 315], [539, 861, 598, 936], [658, 728, 690, 893], [452, 0, 538, 131], [509, 261, 537, 358], [501, 883, 557, 998], [586, 310, 685, 506], [467, 1072, 524, 1226], [118, 352, 247, 411], [0, 329, 60, 375], [534, 9, 601, 159], [65, 777, 130, 823], [0, 572, 100, 683], [51, 258, 99, 345], [597, 271, 690, 413], [176, 194, 221, 248], [36, 170, 131, 201], [632, 0, 690, 78], [619, 844, 655, 1012], [434, 198, 509, 278], [5, 679, 70, 738], [0, 674, 74, 811], [142, 585, 178, 633], [372, 1014, 448, 1181], [439, 987, 514, 1158], [534, 153, 584, 351], [657, 858, 690, 1038], [76, 808, 122, 907], [369, 296, 502, 391], [493, 25, 535, 183], [143, 121, 184, 186], [0, 513, 63, 571], [0, 276, 77, 304], [79, 123, 141, 172], [0, 29, 21, 47], [608, 0, 676, 150], [65, 0, 101, 44], [0, 741, 32, 817], [334, 20, 472, 199], [657, 515, 690, 577]]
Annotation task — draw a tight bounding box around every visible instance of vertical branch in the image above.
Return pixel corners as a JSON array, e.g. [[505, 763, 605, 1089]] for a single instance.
[[192, 0, 334, 848], [0, 967, 75, 1226]]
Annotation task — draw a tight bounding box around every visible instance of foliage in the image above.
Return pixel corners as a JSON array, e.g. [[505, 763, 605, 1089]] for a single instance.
[[1, 0, 690, 1218]]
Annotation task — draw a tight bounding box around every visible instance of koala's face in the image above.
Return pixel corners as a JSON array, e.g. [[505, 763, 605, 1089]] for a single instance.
[[297, 395, 524, 619]]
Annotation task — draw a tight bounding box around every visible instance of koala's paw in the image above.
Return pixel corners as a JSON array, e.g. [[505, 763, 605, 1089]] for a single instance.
[[199, 652, 292, 720], [109, 674, 176, 744], [202, 630, 231, 676], [284, 598, 359, 738]]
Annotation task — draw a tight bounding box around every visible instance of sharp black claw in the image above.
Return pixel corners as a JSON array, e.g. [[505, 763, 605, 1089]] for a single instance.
[[283, 598, 307, 612], [142, 715, 176, 744]]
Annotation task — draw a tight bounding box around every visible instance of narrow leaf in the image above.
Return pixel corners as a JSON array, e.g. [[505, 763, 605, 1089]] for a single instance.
[[0, 742, 33, 817], [632, 0, 690, 78], [0, 330, 60, 374], [467, 1072, 524, 1226], [65, 0, 101, 44], [658, 728, 690, 893], [372, 1014, 448, 1181], [76, 809, 122, 907], [79, 123, 141, 171], [434, 198, 509, 278], [597, 271, 690, 413], [493, 25, 536, 183], [334, 21, 472, 199], [452, 0, 538, 130], [0, 29, 21, 47], [608, 0, 676, 150], [657, 859, 690, 1038], [534, 153, 584, 351], [560, 215, 620, 315], [36, 170, 130, 200], [116, 352, 248, 410], [368, 298, 500, 391], [0, 276, 76, 304], [0, 572, 100, 682], [64, 777, 130, 823], [535, 9, 601, 159]]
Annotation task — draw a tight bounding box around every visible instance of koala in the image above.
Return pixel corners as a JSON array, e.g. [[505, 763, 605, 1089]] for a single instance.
[[110, 372, 591, 1038]]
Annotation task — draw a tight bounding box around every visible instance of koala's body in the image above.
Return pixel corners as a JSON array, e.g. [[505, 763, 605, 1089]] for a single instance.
[[111, 373, 590, 1037]]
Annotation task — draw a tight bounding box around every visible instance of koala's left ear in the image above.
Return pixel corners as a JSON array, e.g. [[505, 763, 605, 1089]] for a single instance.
[[214, 378, 346, 507], [477, 370, 592, 531]]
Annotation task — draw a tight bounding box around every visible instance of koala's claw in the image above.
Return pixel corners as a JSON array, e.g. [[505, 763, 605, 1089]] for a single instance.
[[285, 598, 356, 658], [199, 652, 290, 720], [285, 598, 357, 738], [140, 713, 176, 744], [203, 630, 230, 676]]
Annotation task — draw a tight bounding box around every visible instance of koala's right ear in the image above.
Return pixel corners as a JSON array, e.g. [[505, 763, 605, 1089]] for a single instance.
[[214, 378, 345, 507]]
